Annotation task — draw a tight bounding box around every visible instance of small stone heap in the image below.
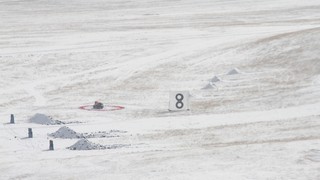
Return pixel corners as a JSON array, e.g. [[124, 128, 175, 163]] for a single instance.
[[49, 126, 84, 139]]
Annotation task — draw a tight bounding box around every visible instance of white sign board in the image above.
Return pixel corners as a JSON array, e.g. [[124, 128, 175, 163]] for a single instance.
[[169, 91, 190, 111]]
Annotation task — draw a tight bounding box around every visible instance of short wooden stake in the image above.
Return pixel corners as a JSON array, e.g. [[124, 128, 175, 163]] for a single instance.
[[49, 140, 54, 151], [28, 128, 33, 138], [10, 114, 14, 124]]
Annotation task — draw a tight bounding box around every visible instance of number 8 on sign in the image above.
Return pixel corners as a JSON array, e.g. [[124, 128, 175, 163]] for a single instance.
[[169, 91, 189, 111], [175, 93, 184, 109]]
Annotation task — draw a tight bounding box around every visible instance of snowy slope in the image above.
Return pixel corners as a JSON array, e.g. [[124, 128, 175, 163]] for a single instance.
[[0, 0, 320, 179]]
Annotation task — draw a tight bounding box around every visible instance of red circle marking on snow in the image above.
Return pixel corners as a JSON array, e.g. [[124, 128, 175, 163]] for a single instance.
[[79, 105, 125, 111]]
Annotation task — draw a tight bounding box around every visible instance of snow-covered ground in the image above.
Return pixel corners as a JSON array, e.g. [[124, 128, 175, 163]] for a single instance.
[[1, 0, 320, 179]]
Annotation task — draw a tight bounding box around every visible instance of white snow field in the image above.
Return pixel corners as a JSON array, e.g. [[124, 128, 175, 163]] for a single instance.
[[1, 0, 320, 179]]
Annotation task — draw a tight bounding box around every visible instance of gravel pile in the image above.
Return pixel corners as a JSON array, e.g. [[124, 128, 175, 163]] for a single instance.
[[49, 126, 84, 139]]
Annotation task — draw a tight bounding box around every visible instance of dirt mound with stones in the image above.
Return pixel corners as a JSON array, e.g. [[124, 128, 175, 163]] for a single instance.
[[227, 68, 241, 75], [68, 139, 130, 151], [68, 139, 106, 150], [210, 76, 221, 83], [202, 82, 217, 90], [49, 126, 84, 139], [29, 113, 64, 125]]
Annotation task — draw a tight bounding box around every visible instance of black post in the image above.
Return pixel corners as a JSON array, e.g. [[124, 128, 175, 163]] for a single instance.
[[28, 128, 33, 138], [10, 114, 14, 124], [49, 140, 54, 151]]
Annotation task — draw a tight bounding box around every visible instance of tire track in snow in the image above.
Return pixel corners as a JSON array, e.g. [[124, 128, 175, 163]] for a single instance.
[[203, 136, 320, 148], [0, 62, 117, 107], [24, 85, 46, 107]]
